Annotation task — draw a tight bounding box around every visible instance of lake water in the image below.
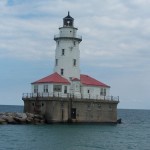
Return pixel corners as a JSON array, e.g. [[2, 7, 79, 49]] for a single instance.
[[0, 105, 150, 150]]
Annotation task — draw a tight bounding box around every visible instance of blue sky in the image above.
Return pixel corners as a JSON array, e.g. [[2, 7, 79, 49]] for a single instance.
[[0, 0, 150, 109]]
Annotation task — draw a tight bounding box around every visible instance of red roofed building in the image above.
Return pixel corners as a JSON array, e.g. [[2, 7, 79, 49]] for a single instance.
[[31, 72, 111, 99]]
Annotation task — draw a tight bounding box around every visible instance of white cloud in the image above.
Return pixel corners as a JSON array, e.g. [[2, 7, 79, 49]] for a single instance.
[[1, 0, 150, 69]]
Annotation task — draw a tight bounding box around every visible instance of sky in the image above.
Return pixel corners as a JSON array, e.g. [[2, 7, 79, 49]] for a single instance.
[[0, 0, 150, 109]]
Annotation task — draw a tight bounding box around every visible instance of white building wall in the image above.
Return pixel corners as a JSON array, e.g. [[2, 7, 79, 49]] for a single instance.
[[54, 26, 81, 80], [59, 27, 77, 37], [70, 81, 81, 98], [81, 85, 110, 99], [54, 39, 80, 80], [31, 83, 70, 97]]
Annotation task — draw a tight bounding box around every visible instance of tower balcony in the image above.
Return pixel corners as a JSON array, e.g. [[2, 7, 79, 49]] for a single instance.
[[54, 34, 82, 42]]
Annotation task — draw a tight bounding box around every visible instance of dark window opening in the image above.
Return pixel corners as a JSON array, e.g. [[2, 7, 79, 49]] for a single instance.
[[64, 86, 67, 94], [104, 89, 106, 96], [34, 85, 38, 93], [53, 85, 62, 92], [71, 108, 76, 119], [43, 85, 48, 93], [62, 49, 65, 55], [64, 19, 73, 26], [100, 88, 106, 96], [61, 69, 64, 75], [73, 59, 76, 66]]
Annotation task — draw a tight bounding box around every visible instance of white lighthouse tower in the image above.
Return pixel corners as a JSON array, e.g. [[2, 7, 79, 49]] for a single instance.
[[54, 12, 82, 81]]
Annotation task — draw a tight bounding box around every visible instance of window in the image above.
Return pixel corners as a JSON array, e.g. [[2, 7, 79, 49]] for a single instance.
[[87, 90, 90, 93], [100, 88, 106, 96], [34, 85, 38, 93], [100, 88, 103, 95], [73, 59, 76, 66], [57, 41, 59, 46], [71, 108, 76, 119], [61, 69, 64, 75], [62, 49, 65, 55], [53, 85, 62, 92], [104, 89, 106, 96], [43, 85, 48, 93], [55, 59, 58, 66], [64, 86, 67, 94]]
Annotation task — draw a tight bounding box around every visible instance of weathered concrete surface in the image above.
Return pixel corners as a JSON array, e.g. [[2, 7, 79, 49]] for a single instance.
[[0, 112, 45, 125], [23, 98, 119, 123]]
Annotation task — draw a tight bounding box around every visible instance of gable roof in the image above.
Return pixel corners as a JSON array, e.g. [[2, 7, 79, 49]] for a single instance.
[[80, 74, 110, 87], [32, 72, 70, 84], [31, 72, 109, 87]]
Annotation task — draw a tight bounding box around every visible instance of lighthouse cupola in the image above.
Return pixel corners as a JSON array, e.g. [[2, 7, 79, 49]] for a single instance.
[[63, 11, 74, 27]]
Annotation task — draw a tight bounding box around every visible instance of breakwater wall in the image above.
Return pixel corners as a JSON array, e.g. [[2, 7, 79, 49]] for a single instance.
[[0, 112, 45, 125]]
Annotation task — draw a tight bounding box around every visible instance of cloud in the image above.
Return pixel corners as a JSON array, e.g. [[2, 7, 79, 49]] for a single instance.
[[1, 0, 150, 69], [1, 0, 150, 70]]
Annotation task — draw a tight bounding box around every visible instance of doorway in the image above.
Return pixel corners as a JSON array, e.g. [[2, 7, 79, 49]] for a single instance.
[[71, 108, 76, 119]]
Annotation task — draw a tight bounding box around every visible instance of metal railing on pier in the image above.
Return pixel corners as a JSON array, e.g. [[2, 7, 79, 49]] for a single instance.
[[22, 92, 119, 102]]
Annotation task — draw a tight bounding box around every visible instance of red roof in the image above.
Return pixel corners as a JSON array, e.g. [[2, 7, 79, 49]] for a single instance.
[[80, 74, 110, 87], [32, 72, 70, 84], [32, 72, 109, 87]]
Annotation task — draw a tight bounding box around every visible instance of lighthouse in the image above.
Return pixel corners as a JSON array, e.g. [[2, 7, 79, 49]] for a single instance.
[[54, 12, 82, 80], [22, 12, 119, 123]]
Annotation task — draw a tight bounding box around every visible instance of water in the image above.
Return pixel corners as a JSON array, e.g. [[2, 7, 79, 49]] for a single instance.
[[0, 105, 150, 150]]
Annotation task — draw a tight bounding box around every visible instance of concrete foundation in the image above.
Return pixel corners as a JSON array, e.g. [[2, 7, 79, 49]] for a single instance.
[[23, 96, 119, 123]]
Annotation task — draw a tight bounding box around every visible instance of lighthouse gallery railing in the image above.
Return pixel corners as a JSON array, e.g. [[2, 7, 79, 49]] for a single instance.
[[22, 92, 119, 102]]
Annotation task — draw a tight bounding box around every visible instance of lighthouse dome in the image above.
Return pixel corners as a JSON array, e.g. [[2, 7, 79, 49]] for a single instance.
[[63, 11, 74, 27]]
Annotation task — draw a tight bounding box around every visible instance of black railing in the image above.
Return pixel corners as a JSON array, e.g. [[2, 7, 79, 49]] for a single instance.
[[22, 92, 119, 102]]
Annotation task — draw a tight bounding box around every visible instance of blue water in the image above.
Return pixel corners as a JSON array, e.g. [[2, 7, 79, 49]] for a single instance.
[[0, 105, 150, 150]]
